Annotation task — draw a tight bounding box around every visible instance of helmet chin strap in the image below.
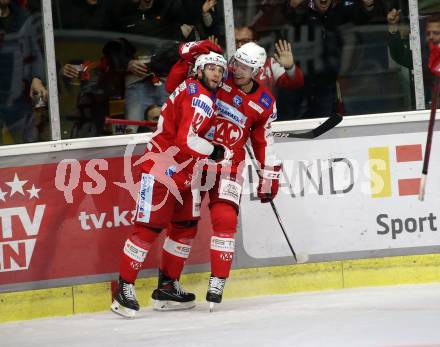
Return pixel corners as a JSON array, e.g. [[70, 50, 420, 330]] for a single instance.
[[251, 67, 260, 77]]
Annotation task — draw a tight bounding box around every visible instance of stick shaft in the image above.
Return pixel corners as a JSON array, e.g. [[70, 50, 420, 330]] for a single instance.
[[245, 144, 297, 262], [269, 200, 297, 262], [419, 77, 439, 201], [422, 77, 440, 175]]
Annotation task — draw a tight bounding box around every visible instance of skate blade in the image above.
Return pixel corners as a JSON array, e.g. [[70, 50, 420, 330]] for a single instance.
[[209, 302, 215, 313], [111, 300, 137, 318], [153, 300, 195, 311]]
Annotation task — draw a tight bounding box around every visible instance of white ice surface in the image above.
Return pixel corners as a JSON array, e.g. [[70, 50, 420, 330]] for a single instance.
[[2, 283, 440, 347]]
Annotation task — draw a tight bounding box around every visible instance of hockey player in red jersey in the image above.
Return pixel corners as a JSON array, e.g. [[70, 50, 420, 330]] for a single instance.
[[159, 41, 282, 311], [111, 51, 228, 318]]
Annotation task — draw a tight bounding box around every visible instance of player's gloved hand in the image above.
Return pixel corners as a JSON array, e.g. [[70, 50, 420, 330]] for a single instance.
[[208, 143, 233, 163], [428, 42, 440, 77], [179, 40, 223, 60], [257, 165, 281, 203]]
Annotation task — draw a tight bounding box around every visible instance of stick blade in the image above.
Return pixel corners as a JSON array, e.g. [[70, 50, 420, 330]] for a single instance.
[[285, 113, 343, 139], [418, 174, 427, 201], [295, 253, 309, 264]]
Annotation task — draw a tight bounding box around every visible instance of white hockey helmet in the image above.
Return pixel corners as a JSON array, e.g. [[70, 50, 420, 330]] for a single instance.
[[194, 51, 227, 73], [233, 42, 266, 74]]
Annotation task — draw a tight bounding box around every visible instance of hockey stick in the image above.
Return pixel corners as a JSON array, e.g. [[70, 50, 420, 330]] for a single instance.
[[105, 117, 158, 127], [245, 144, 300, 263], [272, 112, 343, 139], [419, 76, 440, 201], [106, 114, 343, 140]]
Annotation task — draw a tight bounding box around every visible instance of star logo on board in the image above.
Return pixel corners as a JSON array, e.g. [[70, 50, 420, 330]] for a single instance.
[[1, 173, 42, 202], [0, 188, 7, 202], [27, 185, 41, 199], [6, 173, 28, 196]]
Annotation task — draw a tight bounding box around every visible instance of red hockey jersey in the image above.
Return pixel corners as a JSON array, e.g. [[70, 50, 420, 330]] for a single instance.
[[205, 75, 280, 173], [142, 78, 217, 188], [256, 57, 304, 93], [166, 62, 280, 174]]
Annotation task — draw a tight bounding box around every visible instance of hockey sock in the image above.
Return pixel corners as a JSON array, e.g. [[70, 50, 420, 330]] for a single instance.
[[119, 224, 161, 283], [210, 202, 237, 278], [160, 221, 198, 280]]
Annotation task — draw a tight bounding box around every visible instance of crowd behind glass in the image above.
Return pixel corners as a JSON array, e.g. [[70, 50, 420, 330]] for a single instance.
[[1, 0, 439, 145]]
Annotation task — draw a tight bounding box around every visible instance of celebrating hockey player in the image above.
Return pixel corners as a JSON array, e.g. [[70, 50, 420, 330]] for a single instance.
[[158, 41, 281, 311], [111, 49, 228, 318]]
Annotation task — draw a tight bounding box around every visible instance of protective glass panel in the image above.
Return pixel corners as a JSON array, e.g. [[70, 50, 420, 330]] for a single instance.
[[53, 0, 223, 138], [418, 0, 440, 108], [232, 0, 416, 121], [0, 0, 50, 145]]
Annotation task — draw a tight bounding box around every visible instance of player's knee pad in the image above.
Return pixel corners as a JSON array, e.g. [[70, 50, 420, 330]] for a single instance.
[[210, 202, 237, 236]]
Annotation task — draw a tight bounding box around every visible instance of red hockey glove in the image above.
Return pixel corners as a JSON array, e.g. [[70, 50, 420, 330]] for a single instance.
[[428, 42, 440, 77], [257, 166, 281, 203], [179, 40, 223, 60]]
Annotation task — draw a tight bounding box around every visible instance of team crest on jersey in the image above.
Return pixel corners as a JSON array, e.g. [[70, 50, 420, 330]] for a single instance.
[[258, 92, 273, 109], [232, 95, 242, 107], [214, 118, 243, 146]]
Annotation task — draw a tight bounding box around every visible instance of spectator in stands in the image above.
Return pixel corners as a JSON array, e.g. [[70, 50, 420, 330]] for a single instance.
[[115, 0, 191, 41], [0, 0, 47, 145], [284, 0, 376, 118], [52, 0, 128, 137], [53, 0, 122, 137], [115, 0, 212, 133], [135, 103, 160, 133], [387, 11, 440, 107], [54, 0, 117, 80], [234, 25, 304, 95], [180, 0, 221, 41], [52, 0, 116, 32]]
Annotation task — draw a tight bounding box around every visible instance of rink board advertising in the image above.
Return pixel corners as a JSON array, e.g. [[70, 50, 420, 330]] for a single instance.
[[1, 129, 439, 288]]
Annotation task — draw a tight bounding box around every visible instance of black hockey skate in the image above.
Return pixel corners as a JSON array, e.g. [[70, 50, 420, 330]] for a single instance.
[[151, 270, 196, 311], [206, 275, 226, 312], [111, 277, 140, 318]]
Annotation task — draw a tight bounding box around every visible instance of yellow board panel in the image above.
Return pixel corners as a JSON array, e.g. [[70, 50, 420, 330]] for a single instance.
[[0, 287, 73, 323], [2, 254, 440, 323], [343, 254, 440, 288], [73, 282, 112, 314]]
